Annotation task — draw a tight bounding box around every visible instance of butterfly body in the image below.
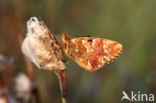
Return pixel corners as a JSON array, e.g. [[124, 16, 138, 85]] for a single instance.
[[62, 33, 122, 71]]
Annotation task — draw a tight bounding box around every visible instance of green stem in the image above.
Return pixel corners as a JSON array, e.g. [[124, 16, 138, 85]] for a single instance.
[[62, 97, 67, 103]]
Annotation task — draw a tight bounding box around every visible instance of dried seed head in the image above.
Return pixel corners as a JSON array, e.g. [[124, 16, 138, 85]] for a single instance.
[[22, 17, 66, 71], [15, 73, 32, 103]]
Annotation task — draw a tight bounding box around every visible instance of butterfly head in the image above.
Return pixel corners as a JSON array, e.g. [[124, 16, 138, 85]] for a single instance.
[[62, 32, 72, 53]]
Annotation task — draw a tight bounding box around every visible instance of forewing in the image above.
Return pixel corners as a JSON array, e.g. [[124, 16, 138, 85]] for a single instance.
[[70, 37, 122, 71]]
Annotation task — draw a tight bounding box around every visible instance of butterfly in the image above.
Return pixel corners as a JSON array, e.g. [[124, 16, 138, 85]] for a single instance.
[[62, 32, 122, 71], [22, 17, 65, 71]]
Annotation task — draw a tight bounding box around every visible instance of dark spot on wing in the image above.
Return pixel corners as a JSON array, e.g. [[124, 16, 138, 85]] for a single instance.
[[87, 39, 93, 43]]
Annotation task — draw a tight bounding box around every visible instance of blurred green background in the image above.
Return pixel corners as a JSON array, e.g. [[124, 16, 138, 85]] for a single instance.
[[0, 0, 156, 103]]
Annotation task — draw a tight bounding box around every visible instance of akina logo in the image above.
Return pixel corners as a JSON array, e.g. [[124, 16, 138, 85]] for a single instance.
[[121, 91, 155, 102]]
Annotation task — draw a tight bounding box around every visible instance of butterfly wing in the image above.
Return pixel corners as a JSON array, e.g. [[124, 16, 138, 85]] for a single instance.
[[62, 33, 122, 71]]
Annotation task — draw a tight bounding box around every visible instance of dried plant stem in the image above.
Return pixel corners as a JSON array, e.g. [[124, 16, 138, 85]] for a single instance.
[[0, 74, 8, 103], [55, 70, 67, 103]]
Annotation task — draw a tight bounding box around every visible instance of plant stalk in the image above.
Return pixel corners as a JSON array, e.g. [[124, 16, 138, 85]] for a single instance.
[[55, 69, 67, 103]]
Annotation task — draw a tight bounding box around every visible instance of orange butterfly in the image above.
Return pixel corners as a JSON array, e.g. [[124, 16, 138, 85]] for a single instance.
[[62, 33, 122, 71]]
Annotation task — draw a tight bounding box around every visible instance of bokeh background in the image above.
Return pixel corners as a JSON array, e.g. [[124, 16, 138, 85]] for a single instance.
[[0, 0, 156, 103]]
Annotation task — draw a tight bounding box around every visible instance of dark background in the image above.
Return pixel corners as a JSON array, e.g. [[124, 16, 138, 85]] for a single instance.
[[0, 0, 156, 103]]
